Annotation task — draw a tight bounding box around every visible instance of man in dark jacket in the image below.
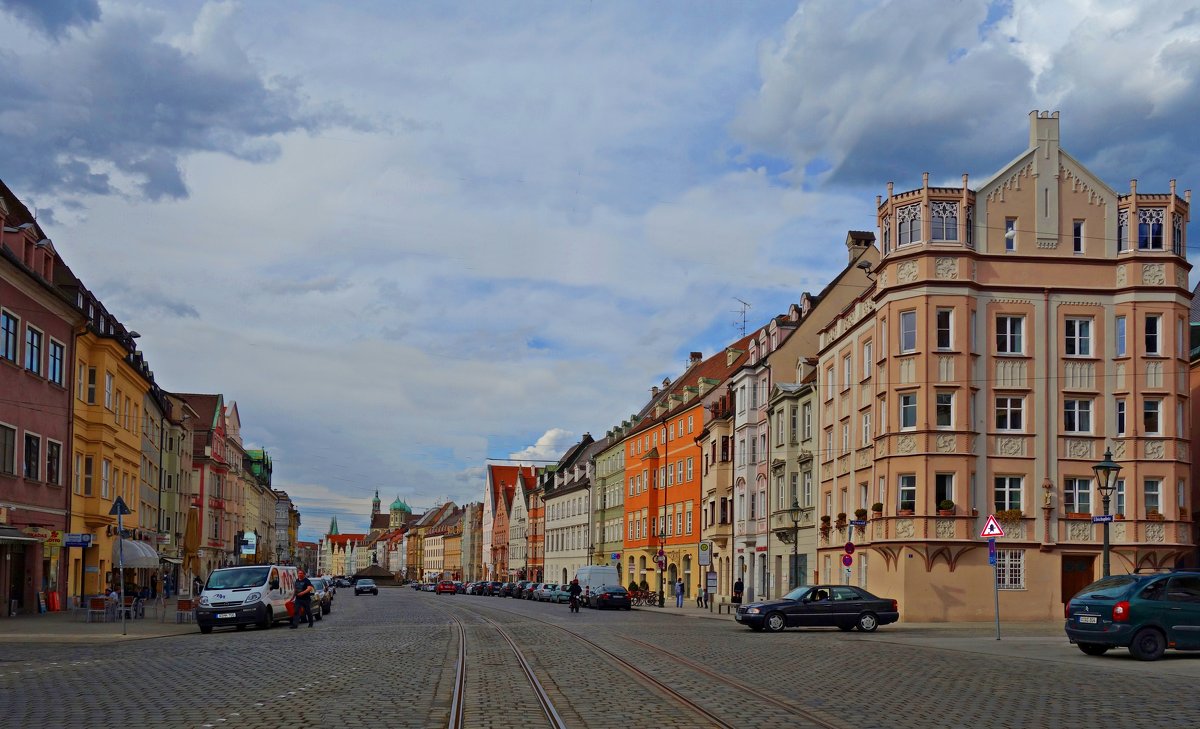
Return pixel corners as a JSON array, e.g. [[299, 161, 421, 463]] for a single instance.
[[291, 570, 316, 628], [567, 579, 582, 613]]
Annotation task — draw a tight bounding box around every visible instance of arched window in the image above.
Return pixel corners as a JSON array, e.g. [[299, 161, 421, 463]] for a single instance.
[[930, 202, 958, 241]]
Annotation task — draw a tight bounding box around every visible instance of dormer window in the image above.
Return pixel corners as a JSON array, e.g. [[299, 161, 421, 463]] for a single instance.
[[930, 202, 958, 241], [897, 204, 921, 246]]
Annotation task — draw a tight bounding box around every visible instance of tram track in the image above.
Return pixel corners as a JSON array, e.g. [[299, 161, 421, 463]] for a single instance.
[[446, 598, 851, 729]]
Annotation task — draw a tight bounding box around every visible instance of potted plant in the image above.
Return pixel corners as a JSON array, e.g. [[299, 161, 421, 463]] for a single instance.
[[835, 512, 848, 528], [937, 499, 955, 516], [996, 508, 1023, 523], [1113, 513, 1125, 521], [854, 507, 869, 520], [898, 501, 915, 516], [1147, 509, 1165, 521], [871, 502, 884, 517], [819, 514, 832, 537]]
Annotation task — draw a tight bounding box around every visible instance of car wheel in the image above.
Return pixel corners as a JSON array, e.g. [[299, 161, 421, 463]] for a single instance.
[[1077, 643, 1109, 656], [749, 624, 764, 632], [623, 606, 632, 611], [857, 612, 879, 632], [765, 612, 786, 632], [258, 608, 272, 630], [837, 624, 854, 632], [315, 610, 322, 621], [200, 625, 213, 634], [1129, 628, 1166, 661]]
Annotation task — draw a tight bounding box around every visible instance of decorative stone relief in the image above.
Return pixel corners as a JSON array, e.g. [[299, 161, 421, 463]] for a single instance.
[[937, 356, 954, 382], [936, 434, 955, 453], [1115, 363, 1126, 389], [1146, 522, 1165, 543], [897, 435, 916, 454], [1178, 269, 1189, 289], [899, 358, 915, 384], [999, 523, 1025, 540], [873, 522, 883, 540], [1142, 263, 1166, 286], [1064, 361, 1095, 390], [1116, 265, 1127, 287], [1112, 440, 1127, 460], [1145, 361, 1163, 388], [997, 437, 1024, 457], [1145, 441, 1165, 460], [1037, 238, 1058, 249], [995, 360, 1027, 388], [879, 269, 888, 287], [1066, 439, 1093, 459], [1067, 521, 1093, 541], [895, 519, 916, 539], [934, 257, 958, 279], [856, 449, 870, 469], [1113, 523, 1127, 542], [1180, 443, 1189, 460], [897, 261, 918, 284], [970, 435, 979, 453], [935, 519, 955, 539]]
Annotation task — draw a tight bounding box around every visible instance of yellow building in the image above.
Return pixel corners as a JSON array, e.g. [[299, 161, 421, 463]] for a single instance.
[[64, 286, 157, 598]]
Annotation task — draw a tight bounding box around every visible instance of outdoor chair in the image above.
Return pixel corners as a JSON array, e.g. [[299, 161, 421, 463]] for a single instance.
[[86, 597, 110, 623]]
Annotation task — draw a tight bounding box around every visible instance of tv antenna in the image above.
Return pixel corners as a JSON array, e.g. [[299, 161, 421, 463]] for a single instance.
[[732, 298, 752, 336]]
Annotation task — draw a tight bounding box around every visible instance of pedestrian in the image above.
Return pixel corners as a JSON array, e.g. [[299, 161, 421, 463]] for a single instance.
[[567, 579, 582, 613], [733, 577, 744, 605], [192, 575, 202, 597], [674, 579, 684, 608], [695, 583, 704, 608], [291, 569, 316, 629]]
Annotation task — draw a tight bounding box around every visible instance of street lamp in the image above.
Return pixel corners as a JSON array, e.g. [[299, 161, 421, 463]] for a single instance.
[[1092, 447, 1121, 578], [789, 499, 801, 590], [651, 523, 666, 608]]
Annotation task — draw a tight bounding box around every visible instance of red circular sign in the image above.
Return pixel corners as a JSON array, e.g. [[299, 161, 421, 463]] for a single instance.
[[844, 541, 855, 555], [841, 554, 854, 567]]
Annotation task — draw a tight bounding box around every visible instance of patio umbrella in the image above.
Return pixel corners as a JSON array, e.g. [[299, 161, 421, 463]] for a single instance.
[[182, 507, 201, 589]]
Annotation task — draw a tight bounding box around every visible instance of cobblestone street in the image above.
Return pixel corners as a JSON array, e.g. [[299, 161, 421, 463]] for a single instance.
[[4, 589, 1199, 728]]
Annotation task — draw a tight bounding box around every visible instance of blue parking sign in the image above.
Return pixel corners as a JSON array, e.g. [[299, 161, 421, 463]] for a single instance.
[[988, 538, 996, 566]]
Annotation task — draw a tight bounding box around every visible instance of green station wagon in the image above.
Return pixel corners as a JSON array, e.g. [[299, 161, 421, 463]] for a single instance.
[[1065, 569, 1200, 661]]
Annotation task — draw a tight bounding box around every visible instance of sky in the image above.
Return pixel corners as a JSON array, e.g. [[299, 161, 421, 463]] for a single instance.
[[3, 0, 1200, 541]]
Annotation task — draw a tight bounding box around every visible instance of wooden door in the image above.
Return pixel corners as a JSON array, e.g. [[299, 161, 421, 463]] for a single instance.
[[1061, 555, 1095, 602]]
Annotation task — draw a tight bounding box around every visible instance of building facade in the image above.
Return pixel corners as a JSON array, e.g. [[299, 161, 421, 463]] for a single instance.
[[817, 111, 1193, 621]]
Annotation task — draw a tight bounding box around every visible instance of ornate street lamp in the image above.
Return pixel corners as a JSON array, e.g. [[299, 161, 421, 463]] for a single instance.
[[789, 499, 802, 590], [1092, 447, 1121, 578]]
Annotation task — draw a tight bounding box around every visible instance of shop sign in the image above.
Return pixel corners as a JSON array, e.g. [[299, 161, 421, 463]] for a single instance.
[[23, 527, 63, 545], [157, 533, 172, 545], [0, 506, 8, 525]]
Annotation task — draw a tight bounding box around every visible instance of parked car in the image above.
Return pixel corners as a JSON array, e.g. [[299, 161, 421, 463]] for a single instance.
[[735, 585, 899, 632], [309, 577, 332, 616], [531, 583, 552, 601], [590, 585, 632, 610], [454, 581, 466, 594], [513, 581, 533, 599], [436, 580, 457, 595], [498, 582, 516, 597], [355, 579, 379, 596], [1065, 568, 1200, 661], [545, 584, 570, 604]]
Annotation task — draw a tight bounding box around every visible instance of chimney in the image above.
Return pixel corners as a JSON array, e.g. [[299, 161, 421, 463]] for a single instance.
[[651, 386, 659, 397], [689, 351, 702, 365]]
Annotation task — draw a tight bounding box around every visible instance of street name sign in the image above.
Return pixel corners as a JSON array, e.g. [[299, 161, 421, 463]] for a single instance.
[[1091, 515, 1114, 523]]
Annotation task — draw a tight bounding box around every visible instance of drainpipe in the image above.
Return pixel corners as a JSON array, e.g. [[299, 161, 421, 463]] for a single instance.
[[1044, 287, 1054, 547]]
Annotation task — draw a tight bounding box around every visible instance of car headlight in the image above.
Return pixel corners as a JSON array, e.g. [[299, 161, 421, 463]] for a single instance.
[[245, 592, 261, 603], [199, 596, 209, 606], [746, 607, 761, 614]]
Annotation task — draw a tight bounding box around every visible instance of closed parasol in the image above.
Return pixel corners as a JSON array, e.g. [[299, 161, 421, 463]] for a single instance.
[[182, 506, 201, 588]]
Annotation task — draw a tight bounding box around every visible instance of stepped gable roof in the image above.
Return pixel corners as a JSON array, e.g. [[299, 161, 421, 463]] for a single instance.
[[625, 334, 755, 438], [326, 533, 366, 547]]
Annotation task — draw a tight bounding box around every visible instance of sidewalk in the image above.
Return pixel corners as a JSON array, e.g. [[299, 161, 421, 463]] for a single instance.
[[0, 598, 199, 643]]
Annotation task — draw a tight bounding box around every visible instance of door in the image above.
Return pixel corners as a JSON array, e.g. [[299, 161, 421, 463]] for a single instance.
[[1164, 575, 1200, 649], [790, 586, 833, 627], [1061, 556, 1095, 603]]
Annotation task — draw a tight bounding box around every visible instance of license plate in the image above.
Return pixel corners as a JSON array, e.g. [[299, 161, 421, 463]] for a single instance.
[[216, 612, 236, 619], [1078, 615, 1098, 624]]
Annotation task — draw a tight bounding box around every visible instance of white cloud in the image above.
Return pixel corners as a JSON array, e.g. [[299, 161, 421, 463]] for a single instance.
[[508, 429, 577, 463]]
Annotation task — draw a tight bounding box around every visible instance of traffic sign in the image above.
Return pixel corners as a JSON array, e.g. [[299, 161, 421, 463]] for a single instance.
[[844, 567, 852, 576], [979, 514, 1006, 538], [844, 541, 855, 555], [108, 496, 132, 516], [1091, 514, 1114, 524], [698, 540, 712, 566], [841, 554, 853, 568], [849, 519, 868, 527], [987, 538, 996, 566]]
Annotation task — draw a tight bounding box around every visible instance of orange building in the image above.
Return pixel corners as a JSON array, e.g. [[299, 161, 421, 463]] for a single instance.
[[622, 344, 751, 599]]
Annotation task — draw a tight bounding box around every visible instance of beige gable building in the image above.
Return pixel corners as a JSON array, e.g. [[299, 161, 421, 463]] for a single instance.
[[818, 111, 1193, 621]]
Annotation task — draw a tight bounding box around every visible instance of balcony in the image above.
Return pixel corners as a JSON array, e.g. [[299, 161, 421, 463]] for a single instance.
[[770, 507, 815, 543]]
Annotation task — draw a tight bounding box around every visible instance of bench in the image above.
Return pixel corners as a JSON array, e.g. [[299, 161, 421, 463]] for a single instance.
[[717, 601, 737, 615]]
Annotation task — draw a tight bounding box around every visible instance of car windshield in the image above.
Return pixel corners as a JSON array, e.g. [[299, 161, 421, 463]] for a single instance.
[[782, 586, 816, 601], [1073, 575, 1138, 599], [358, 580, 375, 586], [205, 567, 270, 590], [310, 579, 325, 589], [598, 585, 626, 593]]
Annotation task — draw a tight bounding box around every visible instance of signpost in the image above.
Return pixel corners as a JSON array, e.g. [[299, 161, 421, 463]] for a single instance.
[[841, 553, 853, 568], [109, 496, 132, 636], [698, 540, 712, 566], [980, 516, 1005, 641]]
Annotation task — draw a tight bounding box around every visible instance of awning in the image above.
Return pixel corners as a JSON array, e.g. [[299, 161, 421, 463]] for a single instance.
[[112, 539, 160, 569], [160, 557, 182, 565], [0, 526, 39, 544]]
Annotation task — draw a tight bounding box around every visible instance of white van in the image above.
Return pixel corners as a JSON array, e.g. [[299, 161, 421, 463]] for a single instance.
[[196, 565, 297, 634], [573, 565, 620, 607]]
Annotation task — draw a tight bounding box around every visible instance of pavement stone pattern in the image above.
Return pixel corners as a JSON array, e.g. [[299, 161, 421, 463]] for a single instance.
[[2, 588, 1198, 728]]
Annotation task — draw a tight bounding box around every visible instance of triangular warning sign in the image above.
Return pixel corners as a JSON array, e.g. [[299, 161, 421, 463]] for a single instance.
[[979, 514, 1006, 538], [108, 496, 132, 516]]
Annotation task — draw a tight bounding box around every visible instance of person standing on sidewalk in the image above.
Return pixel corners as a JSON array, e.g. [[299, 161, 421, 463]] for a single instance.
[[290, 570, 316, 629], [733, 577, 744, 605], [674, 579, 684, 608]]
